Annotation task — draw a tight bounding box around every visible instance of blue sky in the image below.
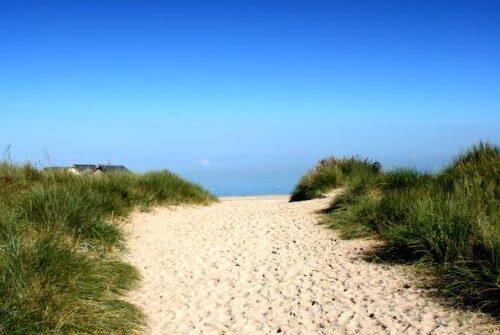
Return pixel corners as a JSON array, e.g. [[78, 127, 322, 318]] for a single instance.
[[1, 1, 499, 195]]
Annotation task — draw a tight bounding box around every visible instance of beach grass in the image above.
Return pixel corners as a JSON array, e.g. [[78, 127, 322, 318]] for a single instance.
[[290, 156, 381, 202], [292, 142, 499, 317], [0, 164, 215, 334]]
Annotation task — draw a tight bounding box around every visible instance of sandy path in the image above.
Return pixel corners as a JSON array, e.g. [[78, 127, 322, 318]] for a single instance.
[[126, 194, 495, 335]]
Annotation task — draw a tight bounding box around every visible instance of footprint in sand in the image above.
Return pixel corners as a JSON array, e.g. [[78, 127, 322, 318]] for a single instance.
[[126, 194, 496, 335]]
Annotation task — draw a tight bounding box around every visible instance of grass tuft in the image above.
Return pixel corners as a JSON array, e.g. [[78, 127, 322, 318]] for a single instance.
[[290, 156, 381, 202]]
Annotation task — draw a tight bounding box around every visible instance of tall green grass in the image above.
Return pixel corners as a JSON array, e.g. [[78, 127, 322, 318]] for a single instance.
[[0, 164, 215, 334], [293, 142, 499, 317], [290, 156, 381, 201]]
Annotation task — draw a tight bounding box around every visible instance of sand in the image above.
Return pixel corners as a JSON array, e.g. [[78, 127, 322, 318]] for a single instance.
[[126, 194, 496, 335]]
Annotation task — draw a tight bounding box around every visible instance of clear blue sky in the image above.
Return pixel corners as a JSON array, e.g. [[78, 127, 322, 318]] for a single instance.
[[1, 1, 499, 195]]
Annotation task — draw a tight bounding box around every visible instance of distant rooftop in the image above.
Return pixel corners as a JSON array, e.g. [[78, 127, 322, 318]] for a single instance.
[[43, 164, 130, 174], [72, 164, 97, 172], [95, 165, 129, 172]]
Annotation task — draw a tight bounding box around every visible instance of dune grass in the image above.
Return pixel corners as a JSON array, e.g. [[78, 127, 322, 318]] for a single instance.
[[292, 142, 499, 317], [290, 156, 381, 201], [0, 164, 216, 334]]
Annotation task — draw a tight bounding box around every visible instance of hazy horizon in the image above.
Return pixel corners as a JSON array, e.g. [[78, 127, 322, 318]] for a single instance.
[[2, 134, 496, 196], [2, 1, 499, 195]]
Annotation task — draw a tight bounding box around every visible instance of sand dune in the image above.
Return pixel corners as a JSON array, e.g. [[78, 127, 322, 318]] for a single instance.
[[126, 194, 495, 334]]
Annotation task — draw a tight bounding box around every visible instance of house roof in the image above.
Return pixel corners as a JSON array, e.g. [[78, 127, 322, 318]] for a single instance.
[[95, 165, 129, 172], [72, 164, 97, 171]]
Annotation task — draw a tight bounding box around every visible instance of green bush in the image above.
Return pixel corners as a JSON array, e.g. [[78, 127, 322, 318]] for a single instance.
[[0, 164, 216, 334]]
